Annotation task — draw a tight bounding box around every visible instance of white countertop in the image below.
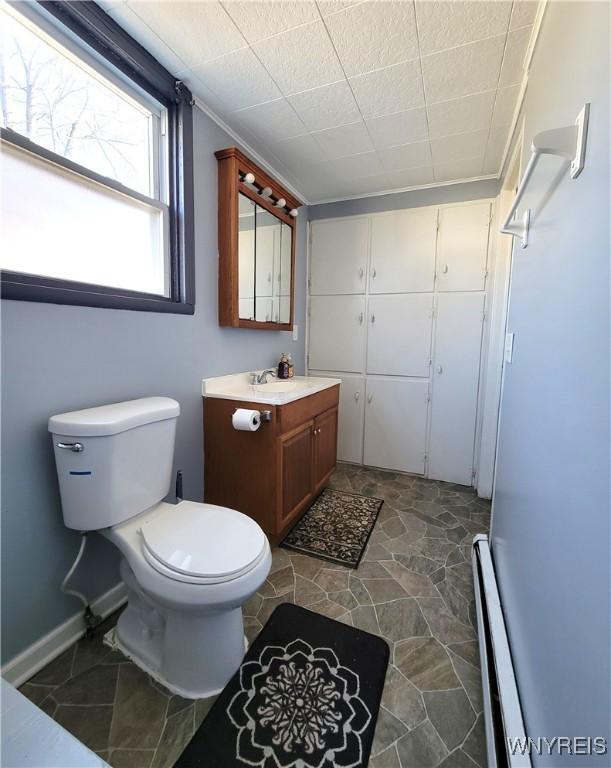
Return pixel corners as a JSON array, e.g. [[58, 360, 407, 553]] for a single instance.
[[202, 372, 341, 406]]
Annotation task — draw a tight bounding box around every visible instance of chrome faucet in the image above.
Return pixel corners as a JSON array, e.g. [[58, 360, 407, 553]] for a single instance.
[[250, 369, 277, 385]]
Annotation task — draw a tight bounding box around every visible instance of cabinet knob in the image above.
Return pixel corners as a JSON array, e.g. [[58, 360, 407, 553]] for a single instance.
[[443, 264, 449, 274], [367, 394, 373, 403], [354, 391, 360, 401], [358, 312, 364, 324], [371, 267, 377, 278], [371, 313, 376, 324], [437, 364, 443, 375], [359, 267, 364, 279]]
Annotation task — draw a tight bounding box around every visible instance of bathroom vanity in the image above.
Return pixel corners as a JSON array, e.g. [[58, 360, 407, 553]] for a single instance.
[[202, 373, 340, 542]]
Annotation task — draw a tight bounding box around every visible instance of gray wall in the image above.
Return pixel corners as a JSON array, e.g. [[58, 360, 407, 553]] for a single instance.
[[308, 177, 499, 220], [0, 107, 307, 664], [490, 2, 610, 761]]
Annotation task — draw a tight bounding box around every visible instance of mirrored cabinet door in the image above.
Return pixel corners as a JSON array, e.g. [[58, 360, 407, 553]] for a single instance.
[[216, 147, 302, 330]]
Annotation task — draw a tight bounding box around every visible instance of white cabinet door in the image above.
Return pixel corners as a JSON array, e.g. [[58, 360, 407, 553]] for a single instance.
[[309, 371, 364, 464], [428, 293, 485, 485], [436, 203, 491, 292], [310, 217, 369, 295], [364, 378, 428, 474], [366, 294, 433, 377], [308, 295, 366, 373], [370, 208, 437, 293]]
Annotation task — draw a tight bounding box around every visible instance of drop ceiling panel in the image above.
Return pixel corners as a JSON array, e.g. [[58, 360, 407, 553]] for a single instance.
[[324, 1, 419, 77], [349, 59, 425, 118], [288, 81, 361, 132], [415, 0, 512, 55], [427, 91, 496, 139], [112, 0, 540, 203], [253, 20, 344, 95], [222, 1, 319, 44], [313, 121, 374, 159], [365, 108, 429, 150]]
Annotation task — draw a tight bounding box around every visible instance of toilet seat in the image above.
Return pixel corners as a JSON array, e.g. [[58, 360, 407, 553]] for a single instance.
[[139, 501, 267, 585]]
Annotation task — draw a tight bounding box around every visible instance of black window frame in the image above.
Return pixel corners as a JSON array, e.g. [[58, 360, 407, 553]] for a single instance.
[[0, 0, 195, 314]]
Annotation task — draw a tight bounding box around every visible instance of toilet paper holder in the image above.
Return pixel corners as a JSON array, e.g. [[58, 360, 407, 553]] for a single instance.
[[231, 409, 272, 422]]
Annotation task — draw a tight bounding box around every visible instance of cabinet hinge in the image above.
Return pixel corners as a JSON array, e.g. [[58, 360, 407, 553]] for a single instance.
[[482, 310, 486, 321], [307, 277, 311, 289], [425, 391, 431, 403], [471, 468, 477, 481]]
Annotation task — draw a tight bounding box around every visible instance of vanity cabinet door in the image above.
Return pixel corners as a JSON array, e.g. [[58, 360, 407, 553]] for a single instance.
[[279, 421, 314, 529], [313, 407, 338, 494]]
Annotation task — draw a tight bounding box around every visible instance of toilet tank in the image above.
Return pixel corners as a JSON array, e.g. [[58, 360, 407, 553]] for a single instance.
[[48, 397, 180, 530]]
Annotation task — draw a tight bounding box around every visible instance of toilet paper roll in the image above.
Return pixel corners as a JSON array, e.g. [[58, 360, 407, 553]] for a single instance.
[[232, 408, 261, 432]]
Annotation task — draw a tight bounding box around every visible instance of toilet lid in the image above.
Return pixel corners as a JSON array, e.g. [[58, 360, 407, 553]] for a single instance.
[[139, 501, 266, 580]]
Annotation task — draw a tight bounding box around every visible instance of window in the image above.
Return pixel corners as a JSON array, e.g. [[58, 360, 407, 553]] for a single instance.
[[0, 1, 194, 313]]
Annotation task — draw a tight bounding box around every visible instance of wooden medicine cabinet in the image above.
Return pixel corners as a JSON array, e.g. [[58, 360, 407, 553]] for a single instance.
[[215, 147, 302, 330]]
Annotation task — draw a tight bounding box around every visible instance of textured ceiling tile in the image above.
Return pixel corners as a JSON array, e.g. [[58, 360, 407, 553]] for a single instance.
[[365, 107, 429, 149], [483, 129, 508, 174], [270, 133, 328, 168], [422, 36, 505, 103], [350, 59, 424, 118], [499, 26, 532, 86], [253, 20, 344, 95], [288, 81, 361, 132], [427, 90, 496, 139], [383, 164, 436, 188], [222, 1, 319, 44], [430, 129, 490, 165], [510, 0, 539, 30], [108, 5, 188, 73], [324, 1, 419, 77], [320, 151, 384, 178], [128, 1, 245, 68], [317, 0, 364, 16], [313, 121, 374, 158], [232, 99, 307, 142], [378, 141, 432, 172], [191, 48, 281, 110], [415, 0, 512, 55], [434, 155, 485, 182], [490, 85, 520, 132]]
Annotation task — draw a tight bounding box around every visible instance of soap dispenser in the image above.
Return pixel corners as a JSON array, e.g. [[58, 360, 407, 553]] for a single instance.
[[278, 353, 289, 379]]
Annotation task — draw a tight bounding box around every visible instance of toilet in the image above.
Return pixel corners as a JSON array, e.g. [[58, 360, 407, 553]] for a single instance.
[[48, 397, 271, 699]]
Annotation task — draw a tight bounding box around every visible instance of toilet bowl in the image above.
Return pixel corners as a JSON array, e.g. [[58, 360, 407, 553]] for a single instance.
[[48, 397, 271, 698]]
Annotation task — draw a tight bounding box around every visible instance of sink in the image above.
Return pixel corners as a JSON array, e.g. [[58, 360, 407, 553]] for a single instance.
[[254, 381, 300, 393]]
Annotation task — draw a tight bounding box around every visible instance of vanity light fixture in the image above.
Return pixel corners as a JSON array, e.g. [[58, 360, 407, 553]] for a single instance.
[[242, 172, 255, 184], [274, 198, 286, 208], [260, 186, 272, 198], [289, 209, 298, 218]]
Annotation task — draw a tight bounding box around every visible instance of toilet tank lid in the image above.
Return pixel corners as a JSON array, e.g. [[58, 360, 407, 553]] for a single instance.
[[48, 397, 180, 437]]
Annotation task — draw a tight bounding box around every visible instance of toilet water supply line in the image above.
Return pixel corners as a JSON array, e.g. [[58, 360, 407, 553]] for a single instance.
[[60, 532, 102, 637]]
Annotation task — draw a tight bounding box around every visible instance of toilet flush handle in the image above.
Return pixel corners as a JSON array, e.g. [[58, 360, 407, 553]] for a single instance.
[[57, 442, 84, 452]]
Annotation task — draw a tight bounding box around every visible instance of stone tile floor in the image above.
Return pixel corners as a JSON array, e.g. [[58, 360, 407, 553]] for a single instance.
[[19, 464, 490, 768]]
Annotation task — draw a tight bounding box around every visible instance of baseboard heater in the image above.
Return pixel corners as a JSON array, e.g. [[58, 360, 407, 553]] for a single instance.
[[472, 534, 531, 768]]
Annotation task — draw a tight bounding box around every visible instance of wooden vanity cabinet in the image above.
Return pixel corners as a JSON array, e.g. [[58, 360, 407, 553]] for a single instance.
[[203, 386, 339, 543]]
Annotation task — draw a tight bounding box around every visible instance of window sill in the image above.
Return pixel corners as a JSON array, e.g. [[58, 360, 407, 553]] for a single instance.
[[1, 272, 195, 315]]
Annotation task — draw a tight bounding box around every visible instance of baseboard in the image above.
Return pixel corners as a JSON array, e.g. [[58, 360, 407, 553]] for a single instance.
[[1, 582, 127, 688]]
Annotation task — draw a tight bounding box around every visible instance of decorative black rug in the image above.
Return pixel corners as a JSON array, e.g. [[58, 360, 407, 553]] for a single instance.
[[176, 603, 389, 768], [280, 488, 384, 568]]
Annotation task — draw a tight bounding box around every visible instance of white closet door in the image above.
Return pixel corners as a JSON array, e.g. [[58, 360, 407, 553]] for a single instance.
[[308, 295, 366, 373], [370, 208, 437, 293], [309, 371, 364, 464], [428, 293, 485, 485], [366, 294, 433, 377], [310, 217, 369, 295], [364, 378, 428, 474], [436, 203, 491, 292]]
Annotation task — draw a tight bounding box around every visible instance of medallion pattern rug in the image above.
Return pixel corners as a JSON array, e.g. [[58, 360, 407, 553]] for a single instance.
[[176, 603, 389, 768], [280, 489, 384, 568]]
